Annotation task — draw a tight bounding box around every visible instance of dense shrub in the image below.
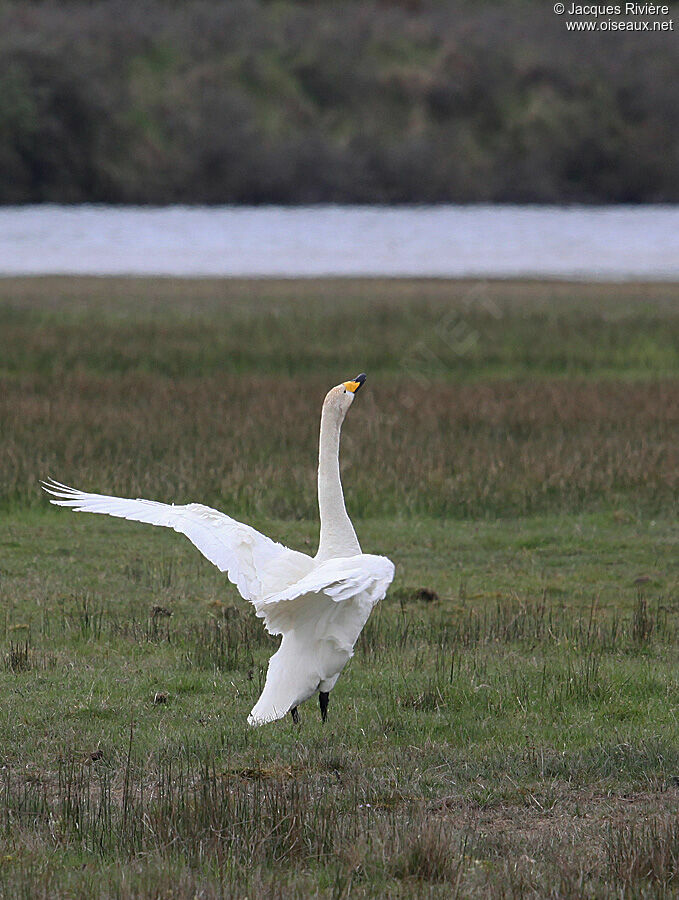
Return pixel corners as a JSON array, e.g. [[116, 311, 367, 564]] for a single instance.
[[0, 0, 677, 203]]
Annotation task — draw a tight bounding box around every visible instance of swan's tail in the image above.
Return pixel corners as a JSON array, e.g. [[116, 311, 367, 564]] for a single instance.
[[248, 639, 319, 726]]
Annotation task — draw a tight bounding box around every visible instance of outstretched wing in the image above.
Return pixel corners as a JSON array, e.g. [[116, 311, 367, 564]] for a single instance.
[[248, 554, 395, 725], [42, 479, 313, 604]]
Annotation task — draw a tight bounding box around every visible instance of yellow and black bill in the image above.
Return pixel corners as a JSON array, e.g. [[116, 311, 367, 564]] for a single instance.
[[344, 373, 367, 393]]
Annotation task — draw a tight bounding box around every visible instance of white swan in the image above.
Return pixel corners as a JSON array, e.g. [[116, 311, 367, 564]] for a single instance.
[[42, 374, 395, 726]]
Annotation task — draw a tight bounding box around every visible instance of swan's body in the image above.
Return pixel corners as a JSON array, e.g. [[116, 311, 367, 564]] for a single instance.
[[43, 374, 394, 725]]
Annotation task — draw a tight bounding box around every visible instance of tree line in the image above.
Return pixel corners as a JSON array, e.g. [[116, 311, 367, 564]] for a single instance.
[[0, 0, 676, 204]]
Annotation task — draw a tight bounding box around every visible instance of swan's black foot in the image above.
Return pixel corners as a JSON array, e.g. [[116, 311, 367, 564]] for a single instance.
[[291, 706, 300, 725], [319, 691, 329, 723]]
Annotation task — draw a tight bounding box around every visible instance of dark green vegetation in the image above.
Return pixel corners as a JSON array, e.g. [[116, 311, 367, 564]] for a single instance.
[[1, 278, 679, 896], [1, 0, 677, 204]]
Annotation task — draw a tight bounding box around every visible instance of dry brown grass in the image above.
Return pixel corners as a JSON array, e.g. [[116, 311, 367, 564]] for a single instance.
[[3, 277, 679, 516], [4, 371, 679, 517]]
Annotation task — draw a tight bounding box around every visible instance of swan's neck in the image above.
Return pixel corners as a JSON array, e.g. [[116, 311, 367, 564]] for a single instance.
[[315, 405, 360, 561]]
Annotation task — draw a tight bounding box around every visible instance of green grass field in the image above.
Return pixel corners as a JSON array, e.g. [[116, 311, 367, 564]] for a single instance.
[[1, 278, 679, 897]]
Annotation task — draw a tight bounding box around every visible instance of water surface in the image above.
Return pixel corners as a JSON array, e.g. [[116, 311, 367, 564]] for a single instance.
[[0, 205, 677, 280]]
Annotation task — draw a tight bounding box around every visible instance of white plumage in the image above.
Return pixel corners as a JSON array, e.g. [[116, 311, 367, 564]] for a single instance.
[[42, 373, 394, 726]]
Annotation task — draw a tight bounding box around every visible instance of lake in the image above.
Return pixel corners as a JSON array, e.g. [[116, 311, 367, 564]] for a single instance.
[[0, 205, 677, 280]]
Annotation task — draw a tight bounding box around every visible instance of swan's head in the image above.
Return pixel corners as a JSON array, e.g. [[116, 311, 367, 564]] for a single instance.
[[323, 373, 367, 420]]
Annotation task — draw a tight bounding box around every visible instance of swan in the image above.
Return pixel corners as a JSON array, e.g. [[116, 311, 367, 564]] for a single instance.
[[42, 374, 395, 726]]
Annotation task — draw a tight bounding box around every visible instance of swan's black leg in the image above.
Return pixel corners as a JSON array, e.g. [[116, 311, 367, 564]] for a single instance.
[[290, 707, 300, 725], [319, 691, 329, 723]]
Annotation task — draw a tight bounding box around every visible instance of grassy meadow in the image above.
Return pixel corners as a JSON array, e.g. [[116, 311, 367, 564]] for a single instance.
[[1, 277, 679, 897]]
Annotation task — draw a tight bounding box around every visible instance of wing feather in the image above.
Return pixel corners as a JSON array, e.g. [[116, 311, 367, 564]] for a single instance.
[[253, 554, 395, 636], [42, 479, 312, 603]]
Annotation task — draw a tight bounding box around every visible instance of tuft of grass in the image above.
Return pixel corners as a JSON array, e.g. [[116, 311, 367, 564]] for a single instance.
[[389, 822, 467, 885], [5, 640, 30, 672], [607, 816, 679, 890]]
